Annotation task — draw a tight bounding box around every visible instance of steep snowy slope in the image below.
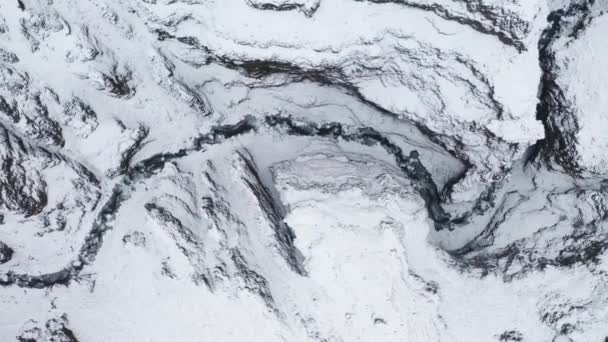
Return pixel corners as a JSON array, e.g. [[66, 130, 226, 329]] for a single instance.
[[537, 0, 608, 176], [0, 0, 607, 341]]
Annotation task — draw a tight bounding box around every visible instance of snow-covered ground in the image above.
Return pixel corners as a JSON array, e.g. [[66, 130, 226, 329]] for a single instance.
[[0, 0, 607, 341]]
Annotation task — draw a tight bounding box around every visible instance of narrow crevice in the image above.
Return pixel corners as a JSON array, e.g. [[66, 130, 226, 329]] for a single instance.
[[0, 114, 455, 288], [157, 35, 494, 201], [263, 115, 452, 229]]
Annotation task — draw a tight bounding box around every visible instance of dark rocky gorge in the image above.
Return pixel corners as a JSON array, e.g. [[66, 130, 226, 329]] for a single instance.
[[0, 0, 607, 341]]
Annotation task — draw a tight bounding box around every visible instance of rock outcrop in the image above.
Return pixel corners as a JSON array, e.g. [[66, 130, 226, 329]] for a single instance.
[[537, 0, 608, 176], [0, 0, 607, 341]]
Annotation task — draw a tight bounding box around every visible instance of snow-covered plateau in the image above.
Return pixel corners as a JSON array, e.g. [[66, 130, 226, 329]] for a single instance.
[[0, 0, 607, 341]]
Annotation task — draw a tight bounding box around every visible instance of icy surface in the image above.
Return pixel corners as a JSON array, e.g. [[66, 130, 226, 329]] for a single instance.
[[0, 0, 607, 341]]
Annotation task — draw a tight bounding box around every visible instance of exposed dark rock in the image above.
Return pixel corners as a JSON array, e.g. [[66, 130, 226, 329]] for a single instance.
[[0, 124, 49, 217], [161, 259, 177, 279], [18, 10, 69, 53], [264, 114, 452, 229], [78, 183, 129, 265], [0, 104, 480, 289], [17, 315, 79, 342], [204, 49, 516, 211], [144, 202, 201, 254], [44, 315, 79, 342], [231, 248, 276, 310], [149, 50, 212, 115], [0, 66, 65, 146], [236, 149, 307, 275], [0, 48, 19, 63], [100, 66, 135, 98], [0, 240, 13, 264], [0, 179, 125, 288], [357, 0, 530, 51], [0, 17, 8, 34], [498, 330, 523, 341], [534, 0, 605, 175], [107, 123, 149, 178], [1, 0, 608, 339], [156, 24, 531, 215], [62, 97, 99, 137], [122, 231, 147, 247], [245, 0, 321, 17], [40, 207, 68, 234], [193, 115, 258, 149], [453, 182, 608, 281], [145, 201, 213, 288]]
